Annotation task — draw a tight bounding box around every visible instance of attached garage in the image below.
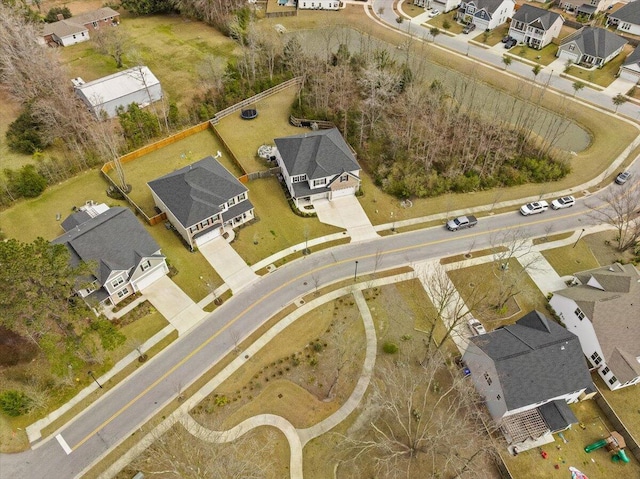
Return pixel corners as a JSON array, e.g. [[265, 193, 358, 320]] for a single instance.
[[331, 187, 356, 199], [134, 264, 169, 292], [194, 227, 222, 248]]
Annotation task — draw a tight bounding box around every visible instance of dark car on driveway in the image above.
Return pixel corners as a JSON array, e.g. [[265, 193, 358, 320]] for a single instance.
[[504, 38, 517, 48], [463, 23, 476, 34], [502, 35, 512, 43]]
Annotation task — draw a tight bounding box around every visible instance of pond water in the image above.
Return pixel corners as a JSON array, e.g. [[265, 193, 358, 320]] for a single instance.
[[287, 27, 591, 153]]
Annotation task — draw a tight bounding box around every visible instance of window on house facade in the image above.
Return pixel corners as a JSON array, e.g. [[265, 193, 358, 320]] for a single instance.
[[575, 307, 585, 320], [200, 219, 210, 228], [568, 44, 575, 51], [112, 277, 125, 288], [609, 376, 617, 385], [484, 372, 492, 385], [497, 394, 501, 400], [228, 197, 236, 206], [591, 352, 602, 365], [340, 174, 349, 182], [117, 288, 129, 298], [141, 260, 152, 272], [601, 366, 610, 375], [292, 175, 306, 183], [313, 178, 327, 187], [93, 21, 98, 27], [622, 23, 631, 31], [238, 192, 246, 201]]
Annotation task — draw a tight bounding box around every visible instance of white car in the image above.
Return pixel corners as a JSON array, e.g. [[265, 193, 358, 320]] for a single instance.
[[551, 196, 575, 210], [520, 200, 549, 216], [468, 318, 487, 336], [428, 8, 440, 17]]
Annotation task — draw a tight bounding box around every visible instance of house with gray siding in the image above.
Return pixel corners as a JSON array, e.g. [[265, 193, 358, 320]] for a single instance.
[[53, 206, 168, 308], [463, 311, 592, 447], [557, 27, 627, 68], [457, 0, 515, 31], [550, 263, 640, 391], [508, 5, 564, 50], [608, 1, 640, 36], [148, 156, 254, 250], [74, 66, 162, 119], [274, 128, 361, 207]]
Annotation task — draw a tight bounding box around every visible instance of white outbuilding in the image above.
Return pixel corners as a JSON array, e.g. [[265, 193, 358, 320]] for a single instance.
[[73, 66, 162, 119]]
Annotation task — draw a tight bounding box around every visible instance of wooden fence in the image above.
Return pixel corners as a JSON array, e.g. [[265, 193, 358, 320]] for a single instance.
[[594, 388, 640, 463], [289, 115, 335, 129], [244, 167, 281, 181]]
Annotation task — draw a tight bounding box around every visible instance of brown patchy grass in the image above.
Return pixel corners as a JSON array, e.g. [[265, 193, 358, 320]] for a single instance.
[[593, 374, 640, 445], [540, 239, 601, 277], [510, 42, 559, 67], [581, 230, 637, 266], [533, 231, 574, 245], [566, 45, 635, 88]]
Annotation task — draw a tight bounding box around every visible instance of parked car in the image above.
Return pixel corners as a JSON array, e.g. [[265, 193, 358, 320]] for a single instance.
[[446, 215, 478, 231], [615, 171, 631, 185], [463, 23, 476, 34], [468, 318, 487, 336], [501, 35, 512, 43], [504, 38, 517, 49], [520, 200, 549, 216], [551, 196, 575, 210], [428, 8, 440, 17]]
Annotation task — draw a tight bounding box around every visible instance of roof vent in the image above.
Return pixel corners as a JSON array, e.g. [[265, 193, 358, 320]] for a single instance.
[[71, 77, 85, 88], [608, 266, 615, 272]]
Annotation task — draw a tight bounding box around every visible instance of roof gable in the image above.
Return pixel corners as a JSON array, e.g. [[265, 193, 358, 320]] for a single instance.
[[610, 1, 640, 25], [468, 0, 508, 14], [512, 4, 563, 29], [470, 311, 591, 411], [560, 27, 627, 59], [147, 156, 247, 228], [52, 207, 162, 284], [274, 128, 359, 180]]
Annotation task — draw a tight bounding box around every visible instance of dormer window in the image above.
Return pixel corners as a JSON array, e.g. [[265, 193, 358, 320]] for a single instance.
[[574, 307, 585, 320]]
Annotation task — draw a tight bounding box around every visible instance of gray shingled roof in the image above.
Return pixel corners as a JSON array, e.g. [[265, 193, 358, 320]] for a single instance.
[[560, 27, 627, 59], [539, 400, 578, 432], [512, 4, 562, 30], [52, 207, 161, 284], [470, 311, 592, 411], [623, 45, 640, 67], [610, 1, 640, 24], [147, 156, 248, 229], [467, 0, 507, 15], [553, 263, 640, 383], [61, 210, 92, 231], [274, 128, 359, 180]]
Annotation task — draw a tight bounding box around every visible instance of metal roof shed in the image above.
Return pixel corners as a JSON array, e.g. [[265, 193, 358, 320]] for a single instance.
[[74, 66, 162, 119]]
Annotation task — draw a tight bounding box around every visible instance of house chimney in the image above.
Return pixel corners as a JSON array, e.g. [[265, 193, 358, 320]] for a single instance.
[[57, 13, 64, 21]]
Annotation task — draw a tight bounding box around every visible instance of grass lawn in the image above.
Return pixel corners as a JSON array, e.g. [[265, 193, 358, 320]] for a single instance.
[[447, 258, 548, 328], [581, 230, 637, 266], [427, 11, 463, 34], [510, 42, 559, 67], [540, 239, 600, 277], [472, 24, 510, 47], [58, 13, 239, 108], [502, 399, 640, 478], [401, 2, 427, 18], [0, 169, 127, 242], [593, 374, 640, 445], [230, 176, 342, 266], [213, 83, 304, 174], [0, 90, 32, 173], [566, 45, 634, 88]]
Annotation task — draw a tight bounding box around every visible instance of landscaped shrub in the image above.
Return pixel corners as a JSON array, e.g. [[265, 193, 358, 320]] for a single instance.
[[5, 165, 47, 198], [6, 107, 48, 154], [0, 390, 32, 417], [383, 342, 399, 354]]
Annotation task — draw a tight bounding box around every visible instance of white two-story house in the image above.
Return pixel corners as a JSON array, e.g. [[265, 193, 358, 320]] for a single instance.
[[297, 0, 340, 10], [608, 1, 640, 36], [53, 205, 169, 308], [550, 263, 640, 391], [148, 156, 254, 250], [508, 5, 564, 50], [463, 311, 593, 449], [274, 128, 361, 208], [457, 0, 515, 31]]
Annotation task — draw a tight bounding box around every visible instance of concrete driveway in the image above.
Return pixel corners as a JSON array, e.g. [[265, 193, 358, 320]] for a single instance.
[[314, 197, 379, 242], [199, 237, 259, 293], [142, 276, 206, 335]]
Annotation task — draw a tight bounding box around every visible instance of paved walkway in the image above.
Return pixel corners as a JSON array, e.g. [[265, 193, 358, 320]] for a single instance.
[[314, 196, 379, 242], [199, 236, 259, 293]]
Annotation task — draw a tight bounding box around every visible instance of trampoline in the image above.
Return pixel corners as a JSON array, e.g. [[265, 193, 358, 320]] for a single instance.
[[241, 107, 258, 120]]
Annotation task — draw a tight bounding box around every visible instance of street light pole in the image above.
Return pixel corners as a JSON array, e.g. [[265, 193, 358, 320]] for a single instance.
[[573, 228, 585, 249], [354, 261, 359, 282], [88, 371, 103, 389]]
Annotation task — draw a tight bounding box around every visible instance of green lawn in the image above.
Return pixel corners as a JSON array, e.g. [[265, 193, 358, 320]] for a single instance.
[[566, 45, 634, 88], [58, 14, 239, 108], [472, 24, 509, 46], [540, 239, 600, 277], [426, 11, 463, 34]]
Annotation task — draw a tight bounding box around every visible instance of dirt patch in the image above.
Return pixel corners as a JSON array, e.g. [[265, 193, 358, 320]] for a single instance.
[[0, 326, 38, 367]]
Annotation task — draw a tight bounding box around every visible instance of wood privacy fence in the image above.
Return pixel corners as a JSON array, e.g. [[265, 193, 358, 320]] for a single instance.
[[289, 115, 335, 129], [244, 167, 281, 181], [210, 77, 303, 124], [594, 388, 640, 463]]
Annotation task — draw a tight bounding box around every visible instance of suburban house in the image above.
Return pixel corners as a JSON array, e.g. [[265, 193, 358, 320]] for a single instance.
[[608, 1, 640, 36], [557, 27, 627, 68], [415, 0, 461, 14], [508, 5, 564, 50], [456, 0, 515, 31], [273, 128, 361, 207], [558, 0, 614, 18], [297, 0, 340, 10], [549, 263, 640, 391], [40, 7, 120, 47], [148, 156, 254, 250], [73, 66, 162, 119], [53, 205, 169, 308], [618, 45, 640, 82], [463, 311, 593, 449]]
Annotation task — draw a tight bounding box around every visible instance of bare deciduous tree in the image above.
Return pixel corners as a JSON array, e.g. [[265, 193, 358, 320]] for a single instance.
[[339, 347, 496, 479], [92, 27, 129, 68], [588, 187, 640, 252]]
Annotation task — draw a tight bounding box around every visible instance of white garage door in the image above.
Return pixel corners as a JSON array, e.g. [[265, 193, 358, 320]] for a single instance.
[[195, 228, 222, 247], [619, 68, 640, 83], [135, 265, 168, 291], [558, 50, 579, 64], [331, 187, 355, 199]]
